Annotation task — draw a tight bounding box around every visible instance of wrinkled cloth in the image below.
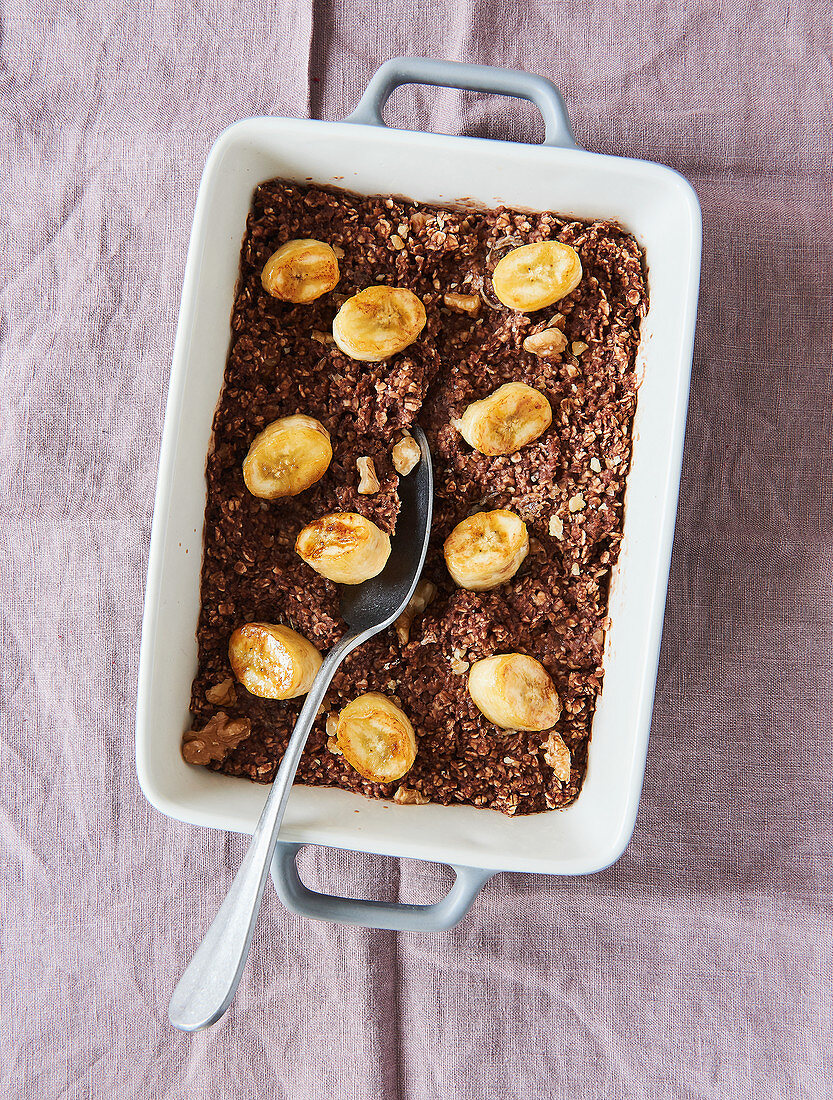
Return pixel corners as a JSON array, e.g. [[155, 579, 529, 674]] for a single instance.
[[2, 1, 831, 1096]]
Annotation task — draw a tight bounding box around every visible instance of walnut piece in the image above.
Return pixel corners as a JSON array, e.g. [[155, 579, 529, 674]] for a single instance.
[[395, 579, 437, 644], [182, 712, 251, 765], [571, 341, 589, 356], [393, 786, 431, 805], [450, 656, 470, 675], [523, 327, 568, 358], [357, 456, 381, 495], [392, 433, 421, 476], [205, 677, 237, 706], [542, 730, 571, 784], [568, 493, 586, 513], [443, 291, 481, 317], [327, 735, 343, 756], [548, 514, 564, 539]]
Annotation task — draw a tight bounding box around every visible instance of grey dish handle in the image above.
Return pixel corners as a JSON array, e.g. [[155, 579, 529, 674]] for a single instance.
[[344, 56, 576, 149], [271, 843, 494, 931]]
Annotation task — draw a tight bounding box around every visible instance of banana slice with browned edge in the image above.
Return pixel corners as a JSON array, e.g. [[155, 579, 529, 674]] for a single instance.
[[468, 653, 562, 732], [444, 509, 529, 591], [261, 239, 340, 303], [332, 286, 426, 362], [295, 512, 391, 584], [336, 692, 417, 782], [228, 623, 323, 700], [452, 382, 552, 456], [242, 414, 333, 500], [492, 240, 582, 311]]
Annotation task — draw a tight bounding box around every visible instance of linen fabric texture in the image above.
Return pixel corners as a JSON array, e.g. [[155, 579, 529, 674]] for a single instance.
[[1, 1, 831, 1096]]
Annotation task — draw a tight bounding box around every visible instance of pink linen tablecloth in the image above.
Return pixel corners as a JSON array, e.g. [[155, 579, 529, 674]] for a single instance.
[[2, 2, 831, 1096]]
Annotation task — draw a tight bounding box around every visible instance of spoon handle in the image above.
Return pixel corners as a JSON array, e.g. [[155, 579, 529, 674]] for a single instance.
[[168, 629, 364, 1032]]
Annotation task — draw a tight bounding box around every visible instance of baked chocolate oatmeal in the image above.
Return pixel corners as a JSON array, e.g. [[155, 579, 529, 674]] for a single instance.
[[187, 180, 647, 816]]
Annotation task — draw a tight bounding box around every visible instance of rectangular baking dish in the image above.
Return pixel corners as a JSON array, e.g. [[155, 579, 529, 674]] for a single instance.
[[136, 58, 701, 929]]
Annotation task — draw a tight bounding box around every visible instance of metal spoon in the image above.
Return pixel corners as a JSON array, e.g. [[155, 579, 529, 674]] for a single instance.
[[168, 426, 434, 1032]]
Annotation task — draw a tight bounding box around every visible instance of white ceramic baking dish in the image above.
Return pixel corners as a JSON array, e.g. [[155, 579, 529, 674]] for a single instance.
[[136, 58, 701, 930]]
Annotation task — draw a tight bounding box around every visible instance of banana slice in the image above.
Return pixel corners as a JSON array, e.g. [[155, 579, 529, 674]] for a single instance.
[[261, 239, 340, 303], [228, 623, 322, 700], [452, 382, 552, 456], [295, 512, 391, 584], [332, 286, 426, 362], [336, 692, 417, 782], [444, 509, 529, 591], [492, 240, 582, 311], [468, 653, 562, 732], [242, 414, 332, 500]]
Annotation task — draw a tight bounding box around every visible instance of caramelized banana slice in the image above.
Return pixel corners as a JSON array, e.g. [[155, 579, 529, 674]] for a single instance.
[[444, 509, 529, 591], [228, 623, 322, 700], [452, 382, 552, 455], [261, 239, 340, 303], [242, 414, 332, 500], [295, 512, 391, 584], [332, 286, 426, 362], [492, 240, 582, 311], [468, 653, 562, 732], [336, 692, 417, 782]]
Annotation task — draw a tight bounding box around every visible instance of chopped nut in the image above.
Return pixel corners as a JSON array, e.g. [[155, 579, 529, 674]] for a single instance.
[[325, 713, 338, 739], [571, 341, 589, 356], [357, 456, 381, 495], [542, 730, 571, 784], [390, 234, 406, 250], [571, 562, 580, 576], [395, 579, 437, 644], [393, 786, 430, 805], [568, 493, 586, 512], [547, 312, 566, 330], [549, 515, 564, 539], [590, 457, 602, 473], [205, 678, 237, 706], [311, 330, 334, 344], [443, 292, 481, 316], [523, 327, 568, 357], [392, 433, 421, 476], [450, 656, 470, 675], [182, 713, 251, 765], [327, 735, 343, 756]]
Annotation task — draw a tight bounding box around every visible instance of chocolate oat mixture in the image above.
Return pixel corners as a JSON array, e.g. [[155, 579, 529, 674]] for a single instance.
[[189, 180, 647, 815]]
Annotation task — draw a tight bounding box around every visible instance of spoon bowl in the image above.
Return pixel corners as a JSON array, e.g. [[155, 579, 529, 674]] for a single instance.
[[340, 426, 433, 632]]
